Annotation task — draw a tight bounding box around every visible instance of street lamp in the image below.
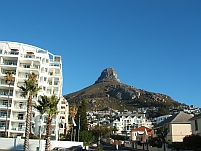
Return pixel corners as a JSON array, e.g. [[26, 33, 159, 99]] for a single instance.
[[38, 118, 43, 151]]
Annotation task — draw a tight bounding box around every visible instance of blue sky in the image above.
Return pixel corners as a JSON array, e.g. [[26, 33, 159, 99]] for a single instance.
[[0, 1, 201, 107]]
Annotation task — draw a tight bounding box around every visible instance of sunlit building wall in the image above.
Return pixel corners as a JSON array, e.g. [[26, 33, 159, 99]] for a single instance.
[[0, 41, 67, 140]]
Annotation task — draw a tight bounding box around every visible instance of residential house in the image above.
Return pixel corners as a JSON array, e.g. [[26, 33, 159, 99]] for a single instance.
[[156, 115, 172, 125], [112, 113, 153, 135], [189, 112, 201, 135], [153, 111, 192, 143], [130, 126, 152, 142]]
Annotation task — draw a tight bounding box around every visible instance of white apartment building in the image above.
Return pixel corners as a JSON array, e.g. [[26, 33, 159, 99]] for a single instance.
[[112, 113, 153, 135], [0, 41, 68, 140], [155, 114, 172, 125]]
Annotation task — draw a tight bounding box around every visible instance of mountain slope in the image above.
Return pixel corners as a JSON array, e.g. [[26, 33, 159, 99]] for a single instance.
[[64, 68, 180, 112]]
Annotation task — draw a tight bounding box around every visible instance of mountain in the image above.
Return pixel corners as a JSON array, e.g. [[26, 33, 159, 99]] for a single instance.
[[64, 68, 180, 112]]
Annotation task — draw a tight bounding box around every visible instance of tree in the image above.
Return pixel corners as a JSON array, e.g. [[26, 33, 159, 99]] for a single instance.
[[80, 130, 94, 147], [152, 125, 169, 151], [33, 95, 49, 138], [44, 94, 59, 151], [75, 99, 88, 131], [4, 71, 15, 137], [70, 105, 78, 122], [91, 124, 111, 149], [18, 72, 41, 151], [69, 105, 78, 141], [34, 95, 59, 151], [183, 134, 201, 150]]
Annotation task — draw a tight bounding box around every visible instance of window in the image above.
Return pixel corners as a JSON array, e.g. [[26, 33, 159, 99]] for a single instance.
[[0, 112, 6, 117], [0, 122, 5, 127], [18, 114, 24, 120], [2, 101, 8, 107], [18, 123, 23, 130], [19, 102, 23, 109], [195, 120, 198, 131]]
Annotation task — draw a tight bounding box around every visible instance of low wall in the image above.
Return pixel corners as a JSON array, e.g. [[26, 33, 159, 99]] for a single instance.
[[0, 137, 83, 151]]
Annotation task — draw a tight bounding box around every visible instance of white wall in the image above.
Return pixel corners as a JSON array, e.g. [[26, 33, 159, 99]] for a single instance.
[[0, 137, 83, 151]]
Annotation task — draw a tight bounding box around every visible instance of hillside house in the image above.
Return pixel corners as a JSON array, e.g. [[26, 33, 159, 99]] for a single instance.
[[112, 113, 152, 135], [130, 126, 152, 142], [189, 112, 201, 135], [153, 111, 192, 143]]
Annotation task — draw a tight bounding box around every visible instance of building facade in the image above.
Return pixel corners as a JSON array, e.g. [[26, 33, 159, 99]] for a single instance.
[[0, 41, 67, 139], [112, 113, 153, 135], [189, 113, 201, 136], [153, 112, 192, 143]]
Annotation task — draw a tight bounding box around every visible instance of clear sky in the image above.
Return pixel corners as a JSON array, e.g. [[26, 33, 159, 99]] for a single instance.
[[0, 1, 201, 107]]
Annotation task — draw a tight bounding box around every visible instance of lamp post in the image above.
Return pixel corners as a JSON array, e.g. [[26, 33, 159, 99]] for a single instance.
[[78, 115, 80, 142], [38, 118, 43, 151]]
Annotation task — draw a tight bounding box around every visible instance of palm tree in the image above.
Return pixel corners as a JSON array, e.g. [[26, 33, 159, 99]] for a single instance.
[[44, 94, 59, 151], [4, 71, 15, 137], [33, 95, 49, 136], [70, 105, 78, 124], [70, 105, 78, 141], [19, 72, 41, 151]]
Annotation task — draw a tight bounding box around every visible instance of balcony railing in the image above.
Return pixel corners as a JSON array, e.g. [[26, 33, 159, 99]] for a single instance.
[[18, 74, 28, 78], [1, 70, 16, 75], [0, 80, 14, 85], [19, 64, 40, 69], [48, 73, 60, 76], [0, 103, 11, 107], [4, 51, 19, 55], [0, 126, 5, 130], [20, 54, 40, 59], [13, 115, 25, 120], [50, 63, 60, 67], [14, 104, 26, 109], [0, 114, 10, 118], [0, 91, 13, 96], [17, 83, 26, 87], [3, 61, 17, 66], [16, 93, 26, 99], [11, 127, 25, 131]]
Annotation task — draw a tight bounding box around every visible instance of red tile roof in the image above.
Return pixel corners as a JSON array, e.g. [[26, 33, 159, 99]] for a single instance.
[[132, 126, 150, 132]]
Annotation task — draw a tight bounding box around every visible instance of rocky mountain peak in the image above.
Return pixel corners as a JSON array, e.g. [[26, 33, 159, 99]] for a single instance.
[[95, 68, 120, 84]]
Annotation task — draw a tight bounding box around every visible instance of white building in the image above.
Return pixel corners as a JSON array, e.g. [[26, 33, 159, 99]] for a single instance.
[[155, 114, 172, 125], [112, 113, 153, 135], [0, 41, 67, 139]]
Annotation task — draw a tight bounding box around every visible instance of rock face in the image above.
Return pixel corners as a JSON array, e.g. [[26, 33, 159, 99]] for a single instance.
[[64, 67, 180, 111], [95, 68, 120, 84]]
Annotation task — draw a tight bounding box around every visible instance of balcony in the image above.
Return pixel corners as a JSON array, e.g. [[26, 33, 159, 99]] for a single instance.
[[3, 51, 19, 55], [2, 61, 17, 66], [15, 93, 26, 99], [0, 80, 14, 86], [0, 102, 11, 108], [14, 103, 26, 110], [20, 54, 40, 60], [17, 83, 26, 87], [0, 126, 5, 130], [13, 114, 25, 120], [1, 70, 16, 75], [48, 72, 60, 76], [19, 64, 40, 69], [18, 73, 28, 78], [11, 127, 25, 131], [0, 91, 13, 96], [49, 61, 60, 67], [0, 114, 10, 118]]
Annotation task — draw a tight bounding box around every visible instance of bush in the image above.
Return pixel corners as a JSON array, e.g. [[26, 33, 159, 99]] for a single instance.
[[183, 134, 201, 150]]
